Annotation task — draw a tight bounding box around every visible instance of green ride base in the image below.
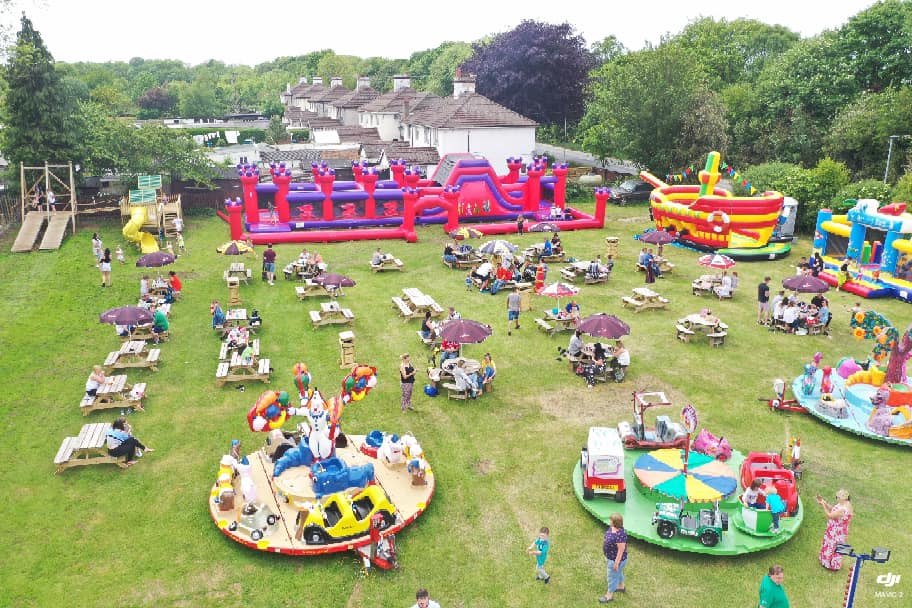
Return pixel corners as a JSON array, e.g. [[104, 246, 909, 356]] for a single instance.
[[717, 242, 791, 261], [572, 450, 803, 555]]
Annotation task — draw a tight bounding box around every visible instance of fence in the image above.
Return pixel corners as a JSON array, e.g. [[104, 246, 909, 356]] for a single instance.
[[0, 193, 22, 226]]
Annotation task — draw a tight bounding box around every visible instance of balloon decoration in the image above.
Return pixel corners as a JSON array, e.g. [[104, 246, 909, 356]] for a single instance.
[[850, 310, 898, 362], [247, 390, 290, 432], [342, 365, 378, 402], [292, 362, 312, 398]]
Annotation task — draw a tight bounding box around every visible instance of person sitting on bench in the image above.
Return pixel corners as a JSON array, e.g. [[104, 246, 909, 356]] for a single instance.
[[85, 365, 107, 398], [371, 247, 384, 266], [106, 417, 153, 467], [610, 341, 630, 382], [557, 329, 584, 360], [550, 232, 562, 254], [453, 360, 479, 399], [211, 300, 226, 329], [249, 309, 262, 329], [542, 238, 553, 257]]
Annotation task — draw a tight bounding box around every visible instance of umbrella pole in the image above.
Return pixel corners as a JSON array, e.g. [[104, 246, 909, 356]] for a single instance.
[[682, 432, 691, 476]]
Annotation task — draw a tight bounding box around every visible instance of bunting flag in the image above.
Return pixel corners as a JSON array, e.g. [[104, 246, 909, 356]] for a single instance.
[[666, 159, 759, 195]]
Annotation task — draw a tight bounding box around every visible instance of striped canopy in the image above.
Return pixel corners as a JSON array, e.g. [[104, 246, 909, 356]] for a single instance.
[[633, 448, 737, 503]]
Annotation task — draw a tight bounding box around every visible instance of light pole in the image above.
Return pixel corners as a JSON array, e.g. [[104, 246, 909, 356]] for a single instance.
[[835, 543, 891, 608], [884, 135, 911, 184]]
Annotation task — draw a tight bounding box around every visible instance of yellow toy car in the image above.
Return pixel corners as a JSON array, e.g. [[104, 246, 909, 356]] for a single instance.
[[297, 485, 396, 545]]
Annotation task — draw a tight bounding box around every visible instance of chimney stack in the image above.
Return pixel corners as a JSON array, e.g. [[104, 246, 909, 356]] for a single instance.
[[312, 76, 323, 86], [356, 76, 370, 89], [298, 76, 308, 85], [453, 75, 476, 98], [330, 76, 343, 88], [393, 74, 411, 92]]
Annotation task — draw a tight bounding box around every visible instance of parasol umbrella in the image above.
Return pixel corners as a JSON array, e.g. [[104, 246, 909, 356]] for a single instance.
[[437, 319, 493, 344], [217, 240, 255, 255], [450, 227, 483, 240], [640, 230, 676, 245], [529, 222, 560, 233], [479, 239, 518, 255], [99, 306, 154, 326], [633, 448, 738, 503], [782, 275, 829, 294], [697, 253, 736, 271], [313, 273, 356, 295], [539, 281, 580, 311], [578, 313, 630, 339], [136, 251, 175, 268]]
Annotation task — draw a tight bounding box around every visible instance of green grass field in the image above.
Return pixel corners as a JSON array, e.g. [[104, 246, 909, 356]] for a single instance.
[[1, 204, 908, 608]]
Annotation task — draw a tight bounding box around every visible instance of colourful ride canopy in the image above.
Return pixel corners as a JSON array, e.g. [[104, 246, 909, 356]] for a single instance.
[[634, 448, 737, 502]]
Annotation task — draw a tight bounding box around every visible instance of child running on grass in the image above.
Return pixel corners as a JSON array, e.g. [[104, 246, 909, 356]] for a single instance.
[[527, 526, 551, 583]]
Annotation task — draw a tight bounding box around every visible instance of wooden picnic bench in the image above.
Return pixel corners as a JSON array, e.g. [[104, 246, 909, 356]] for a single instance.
[[707, 331, 728, 347], [445, 255, 484, 270], [585, 273, 609, 285], [621, 288, 669, 313], [310, 303, 355, 329], [392, 296, 420, 321], [370, 256, 404, 272], [54, 422, 128, 473], [215, 357, 271, 387], [676, 324, 696, 342], [80, 375, 146, 416], [295, 280, 339, 300], [219, 339, 260, 361], [442, 382, 469, 400], [559, 267, 578, 282], [103, 341, 161, 372], [535, 318, 556, 336]]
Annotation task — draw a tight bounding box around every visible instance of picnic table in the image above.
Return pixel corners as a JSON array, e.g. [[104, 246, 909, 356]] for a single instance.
[[676, 313, 729, 346], [295, 279, 339, 300], [79, 374, 147, 415], [370, 254, 404, 272], [636, 255, 675, 274], [428, 357, 482, 399], [445, 251, 485, 270], [310, 301, 355, 329], [691, 274, 723, 296], [103, 340, 160, 372], [543, 309, 578, 332], [225, 308, 247, 327], [284, 260, 326, 281], [54, 422, 129, 473], [219, 338, 260, 361], [149, 279, 170, 298], [215, 355, 271, 386], [403, 288, 445, 317], [621, 287, 669, 313], [524, 244, 565, 264], [225, 262, 253, 284]]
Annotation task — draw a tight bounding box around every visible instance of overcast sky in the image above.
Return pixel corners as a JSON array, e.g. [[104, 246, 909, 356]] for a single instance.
[[8, 0, 881, 66]]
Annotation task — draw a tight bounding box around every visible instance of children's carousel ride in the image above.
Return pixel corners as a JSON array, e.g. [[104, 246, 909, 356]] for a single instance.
[[208, 363, 435, 570]]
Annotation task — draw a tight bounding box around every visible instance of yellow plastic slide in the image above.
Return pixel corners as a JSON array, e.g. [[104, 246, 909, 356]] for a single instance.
[[123, 206, 159, 253]]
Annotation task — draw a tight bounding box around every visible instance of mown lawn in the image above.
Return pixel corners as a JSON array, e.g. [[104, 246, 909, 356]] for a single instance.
[[0, 203, 908, 608]]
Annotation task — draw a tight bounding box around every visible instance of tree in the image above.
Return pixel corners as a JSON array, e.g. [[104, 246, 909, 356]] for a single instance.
[[578, 43, 703, 169], [138, 86, 177, 116], [0, 13, 72, 170], [177, 77, 222, 118], [423, 42, 473, 97], [461, 21, 596, 125], [591, 36, 626, 65], [265, 116, 287, 145], [824, 87, 912, 180], [836, 0, 912, 93]]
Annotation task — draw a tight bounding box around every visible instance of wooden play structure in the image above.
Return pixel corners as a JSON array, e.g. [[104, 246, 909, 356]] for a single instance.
[[11, 162, 77, 252], [119, 175, 183, 254]]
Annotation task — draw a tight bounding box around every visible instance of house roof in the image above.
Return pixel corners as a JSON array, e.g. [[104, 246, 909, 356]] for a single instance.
[[406, 92, 537, 129], [290, 80, 311, 96], [259, 149, 324, 163], [309, 84, 351, 104], [336, 126, 382, 143], [360, 141, 440, 165], [332, 85, 381, 109], [284, 107, 317, 126], [307, 117, 344, 129], [293, 82, 324, 101], [358, 88, 439, 114]]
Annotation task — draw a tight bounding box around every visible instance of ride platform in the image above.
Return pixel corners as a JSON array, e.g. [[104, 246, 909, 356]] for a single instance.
[[573, 449, 803, 555], [209, 434, 434, 557]]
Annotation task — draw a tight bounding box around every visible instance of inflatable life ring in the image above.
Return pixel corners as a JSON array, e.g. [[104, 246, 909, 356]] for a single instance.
[[706, 211, 731, 233], [247, 390, 290, 432]]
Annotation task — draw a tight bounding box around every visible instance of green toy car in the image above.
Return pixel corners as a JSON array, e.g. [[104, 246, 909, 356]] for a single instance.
[[651, 501, 729, 547]]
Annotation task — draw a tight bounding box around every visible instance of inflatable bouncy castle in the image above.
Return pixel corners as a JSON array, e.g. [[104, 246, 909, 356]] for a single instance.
[[644, 152, 789, 260], [220, 154, 608, 244], [814, 199, 912, 301]]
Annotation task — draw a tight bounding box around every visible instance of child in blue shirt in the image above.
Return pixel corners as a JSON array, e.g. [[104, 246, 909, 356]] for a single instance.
[[527, 526, 551, 583], [465, 273, 473, 291], [766, 486, 786, 533]]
